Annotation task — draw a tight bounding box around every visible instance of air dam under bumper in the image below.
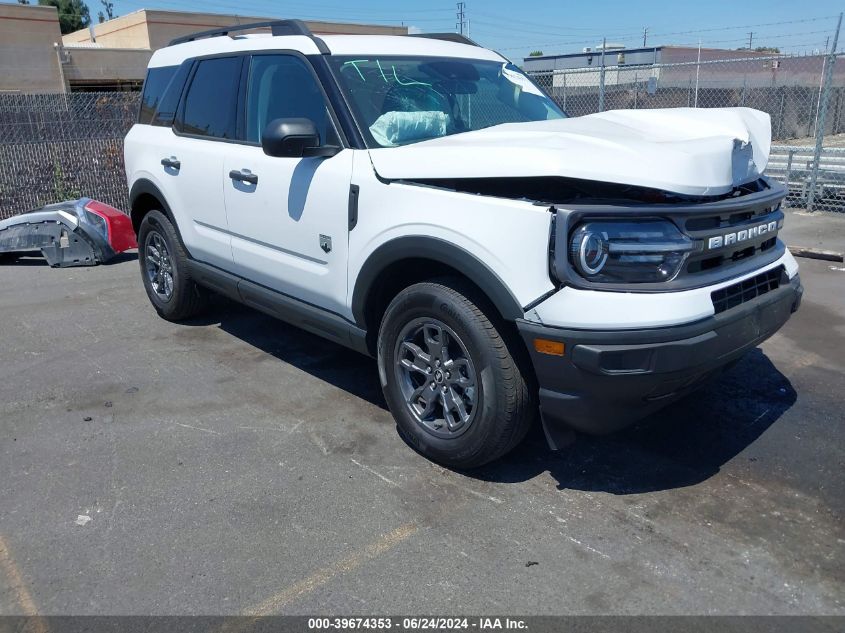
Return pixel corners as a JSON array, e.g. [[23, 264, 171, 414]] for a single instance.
[[517, 274, 802, 436]]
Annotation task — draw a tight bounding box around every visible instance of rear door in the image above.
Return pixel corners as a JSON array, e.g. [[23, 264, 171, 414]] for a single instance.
[[165, 55, 244, 269], [223, 53, 353, 315]]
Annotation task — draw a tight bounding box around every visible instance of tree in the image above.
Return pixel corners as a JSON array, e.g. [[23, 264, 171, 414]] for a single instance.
[[17, 0, 32, 5], [97, 0, 114, 23], [735, 45, 780, 54], [38, 0, 91, 34], [529, 50, 543, 57]]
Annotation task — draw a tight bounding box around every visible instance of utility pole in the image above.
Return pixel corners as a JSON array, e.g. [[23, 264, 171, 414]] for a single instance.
[[456, 2, 467, 35], [747, 31, 753, 50], [642, 27, 648, 47]]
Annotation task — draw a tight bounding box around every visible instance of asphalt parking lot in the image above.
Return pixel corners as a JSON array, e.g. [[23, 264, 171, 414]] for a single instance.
[[0, 247, 843, 616]]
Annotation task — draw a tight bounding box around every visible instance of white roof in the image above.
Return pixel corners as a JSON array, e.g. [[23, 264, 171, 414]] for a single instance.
[[149, 33, 506, 68]]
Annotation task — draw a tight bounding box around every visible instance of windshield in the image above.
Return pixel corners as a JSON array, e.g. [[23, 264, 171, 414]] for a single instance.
[[328, 55, 565, 148]]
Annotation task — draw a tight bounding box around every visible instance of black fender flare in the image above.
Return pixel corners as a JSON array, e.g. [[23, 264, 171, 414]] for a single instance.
[[351, 236, 525, 328], [128, 179, 175, 229], [128, 179, 194, 256]]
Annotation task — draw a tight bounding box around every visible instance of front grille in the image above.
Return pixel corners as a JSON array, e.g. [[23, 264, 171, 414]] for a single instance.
[[711, 266, 784, 314], [683, 206, 783, 277]]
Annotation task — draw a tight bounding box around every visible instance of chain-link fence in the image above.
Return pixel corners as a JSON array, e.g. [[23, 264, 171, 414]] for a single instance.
[[1, 53, 844, 219], [528, 53, 845, 212], [0, 92, 138, 219]]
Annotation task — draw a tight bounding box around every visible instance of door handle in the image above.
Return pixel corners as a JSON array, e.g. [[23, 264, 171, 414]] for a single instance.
[[229, 169, 258, 185], [161, 157, 181, 170]]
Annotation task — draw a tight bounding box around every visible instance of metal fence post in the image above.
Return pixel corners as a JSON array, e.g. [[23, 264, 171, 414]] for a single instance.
[[694, 40, 701, 107], [599, 37, 606, 112], [807, 12, 842, 212], [785, 149, 795, 197], [562, 72, 567, 112], [634, 70, 639, 109]]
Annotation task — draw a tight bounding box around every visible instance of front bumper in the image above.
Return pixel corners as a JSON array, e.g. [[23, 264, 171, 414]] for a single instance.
[[0, 198, 136, 267], [517, 273, 803, 435]]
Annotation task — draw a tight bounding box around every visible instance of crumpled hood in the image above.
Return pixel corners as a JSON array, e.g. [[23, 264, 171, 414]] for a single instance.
[[367, 107, 771, 197]]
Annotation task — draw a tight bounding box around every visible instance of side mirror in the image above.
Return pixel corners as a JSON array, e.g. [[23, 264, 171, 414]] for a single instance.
[[261, 118, 320, 158], [260, 118, 341, 158]]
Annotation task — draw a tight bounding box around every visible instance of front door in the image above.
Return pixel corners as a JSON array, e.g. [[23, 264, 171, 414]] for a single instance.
[[167, 55, 243, 269], [224, 53, 352, 316]]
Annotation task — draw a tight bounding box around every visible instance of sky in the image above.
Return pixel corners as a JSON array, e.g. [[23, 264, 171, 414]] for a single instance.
[[101, 0, 843, 60]]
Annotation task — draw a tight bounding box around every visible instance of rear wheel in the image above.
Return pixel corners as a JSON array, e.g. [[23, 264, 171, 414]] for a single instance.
[[378, 278, 535, 468], [137, 210, 207, 321]]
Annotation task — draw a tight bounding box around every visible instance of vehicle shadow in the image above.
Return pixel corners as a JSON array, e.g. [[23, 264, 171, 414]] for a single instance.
[[186, 297, 796, 494], [470, 348, 797, 493], [188, 295, 388, 410]]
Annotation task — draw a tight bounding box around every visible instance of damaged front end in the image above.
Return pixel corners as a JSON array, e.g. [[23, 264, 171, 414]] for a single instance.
[[0, 198, 137, 267], [401, 174, 772, 207]]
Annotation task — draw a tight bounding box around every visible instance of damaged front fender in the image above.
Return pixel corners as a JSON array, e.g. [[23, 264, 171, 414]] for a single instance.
[[0, 198, 137, 267]]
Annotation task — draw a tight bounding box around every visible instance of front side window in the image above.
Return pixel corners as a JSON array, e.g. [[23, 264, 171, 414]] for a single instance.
[[328, 56, 565, 147], [245, 54, 335, 145], [179, 56, 241, 139]]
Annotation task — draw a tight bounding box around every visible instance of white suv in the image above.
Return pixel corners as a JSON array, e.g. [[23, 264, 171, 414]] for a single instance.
[[125, 20, 802, 467]]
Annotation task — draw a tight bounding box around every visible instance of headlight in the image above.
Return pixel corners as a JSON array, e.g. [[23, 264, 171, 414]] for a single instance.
[[569, 219, 694, 283]]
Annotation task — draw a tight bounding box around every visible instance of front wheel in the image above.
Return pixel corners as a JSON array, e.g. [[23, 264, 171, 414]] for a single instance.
[[378, 278, 535, 468]]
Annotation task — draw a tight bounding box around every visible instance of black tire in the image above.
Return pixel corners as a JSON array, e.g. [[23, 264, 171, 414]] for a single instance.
[[378, 277, 536, 469], [137, 209, 207, 321]]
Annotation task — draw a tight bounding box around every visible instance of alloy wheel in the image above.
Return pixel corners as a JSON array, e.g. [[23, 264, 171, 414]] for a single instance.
[[144, 231, 174, 301], [394, 318, 478, 438]]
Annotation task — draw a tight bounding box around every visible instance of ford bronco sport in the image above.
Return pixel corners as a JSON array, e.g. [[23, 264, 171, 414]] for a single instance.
[[125, 21, 802, 467]]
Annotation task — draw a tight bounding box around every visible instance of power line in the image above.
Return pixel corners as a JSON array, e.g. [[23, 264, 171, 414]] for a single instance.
[[647, 14, 838, 39], [499, 18, 830, 50]]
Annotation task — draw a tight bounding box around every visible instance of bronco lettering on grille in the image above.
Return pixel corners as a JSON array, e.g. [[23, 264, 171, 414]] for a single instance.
[[707, 220, 780, 250]]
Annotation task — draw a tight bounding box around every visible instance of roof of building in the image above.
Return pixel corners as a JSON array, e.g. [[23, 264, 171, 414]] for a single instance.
[[63, 8, 409, 50], [525, 45, 776, 62]]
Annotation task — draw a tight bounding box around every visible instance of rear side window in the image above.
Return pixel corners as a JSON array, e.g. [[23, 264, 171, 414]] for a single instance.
[[139, 66, 177, 124], [179, 56, 242, 140]]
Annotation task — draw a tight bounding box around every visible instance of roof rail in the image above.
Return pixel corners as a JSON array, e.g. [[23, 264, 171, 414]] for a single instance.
[[168, 19, 330, 54], [408, 33, 480, 47]]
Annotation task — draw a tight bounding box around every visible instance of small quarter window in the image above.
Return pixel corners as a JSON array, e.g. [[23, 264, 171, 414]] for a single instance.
[[139, 66, 177, 124], [151, 62, 191, 127]]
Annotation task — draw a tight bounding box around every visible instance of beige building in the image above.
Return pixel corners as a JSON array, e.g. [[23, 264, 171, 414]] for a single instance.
[[0, 3, 65, 93], [0, 5, 407, 94], [62, 9, 408, 51]]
